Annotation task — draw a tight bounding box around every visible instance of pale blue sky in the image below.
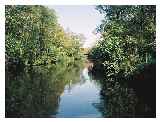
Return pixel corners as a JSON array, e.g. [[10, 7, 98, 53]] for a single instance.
[[47, 5, 104, 48]]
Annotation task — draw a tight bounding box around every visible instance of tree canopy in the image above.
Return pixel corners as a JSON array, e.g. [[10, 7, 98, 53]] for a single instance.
[[6, 5, 84, 67], [89, 5, 156, 78]]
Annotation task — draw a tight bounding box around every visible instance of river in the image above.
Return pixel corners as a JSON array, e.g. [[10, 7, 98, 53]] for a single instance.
[[6, 62, 103, 117], [5, 61, 155, 117], [54, 68, 102, 117]]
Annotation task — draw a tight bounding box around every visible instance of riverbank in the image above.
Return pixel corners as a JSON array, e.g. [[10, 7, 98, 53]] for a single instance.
[[89, 61, 156, 117]]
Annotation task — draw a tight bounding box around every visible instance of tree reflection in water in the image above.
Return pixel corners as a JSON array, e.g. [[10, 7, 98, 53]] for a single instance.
[[6, 62, 82, 117], [92, 83, 138, 117], [91, 71, 155, 118], [6, 60, 153, 118]]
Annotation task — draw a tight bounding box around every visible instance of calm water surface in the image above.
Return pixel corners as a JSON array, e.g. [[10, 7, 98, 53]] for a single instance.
[[6, 62, 153, 117], [55, 68, 102, 117], [6, 63, 103, 117]]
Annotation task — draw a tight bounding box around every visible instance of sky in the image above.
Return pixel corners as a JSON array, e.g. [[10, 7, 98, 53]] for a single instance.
[[47, 5, 104, 48]]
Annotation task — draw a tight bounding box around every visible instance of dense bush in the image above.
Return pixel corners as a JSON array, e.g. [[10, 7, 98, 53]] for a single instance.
[[5, 5, 84, 117], [89, 5, 156, 80], [88, 5, 156, 117], [6, 5, 84, 67]]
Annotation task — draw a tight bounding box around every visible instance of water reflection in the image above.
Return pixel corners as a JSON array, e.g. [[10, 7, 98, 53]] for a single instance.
[[6, 62, 82, 117], [54, 67, 102, 118], [6, 60, 154, 118], [93, 83, 138, 118], [90, 70, 155, 118], [81, 68, 90, 81], [6, 62, 103, 118]]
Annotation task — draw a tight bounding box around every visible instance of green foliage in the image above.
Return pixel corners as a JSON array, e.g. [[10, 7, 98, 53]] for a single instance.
[[89, 5, 156, 79], [89, 6, 156, 117], [5, 5, 83, 66], [5, 6, 84, 117]]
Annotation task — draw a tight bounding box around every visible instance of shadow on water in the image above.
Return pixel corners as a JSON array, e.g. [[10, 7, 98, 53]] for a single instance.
[[90, 63, 156, 118]]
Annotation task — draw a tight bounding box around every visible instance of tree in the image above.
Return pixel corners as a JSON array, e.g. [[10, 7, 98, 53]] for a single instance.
[[89, 5, 156, 78], [5, 5, 83, 66]]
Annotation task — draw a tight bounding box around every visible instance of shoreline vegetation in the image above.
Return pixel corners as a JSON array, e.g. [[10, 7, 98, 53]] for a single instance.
[[5, 6, 85, 69], [88, 5, 156, 117], [5, 5, 85, 117], [5, 5, 156, 117]]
